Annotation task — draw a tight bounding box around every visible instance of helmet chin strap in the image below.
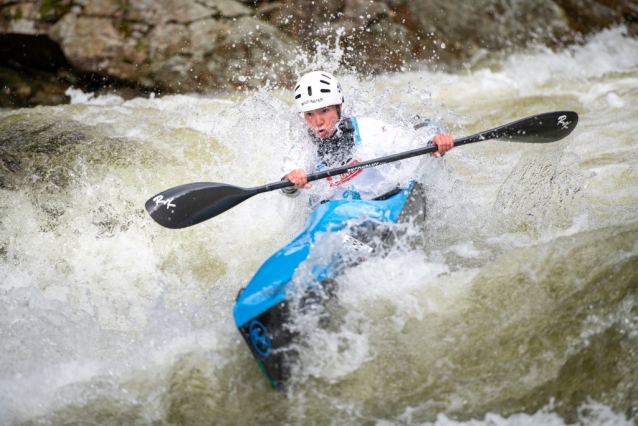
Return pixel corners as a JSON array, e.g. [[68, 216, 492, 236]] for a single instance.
[[336, 104, 342, 119]]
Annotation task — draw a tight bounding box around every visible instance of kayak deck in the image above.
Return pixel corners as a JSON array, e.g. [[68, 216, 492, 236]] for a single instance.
[[233, 183, 422, 390]]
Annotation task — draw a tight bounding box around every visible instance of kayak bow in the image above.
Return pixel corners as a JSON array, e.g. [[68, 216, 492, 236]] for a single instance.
[[234, 184, 417, 389]]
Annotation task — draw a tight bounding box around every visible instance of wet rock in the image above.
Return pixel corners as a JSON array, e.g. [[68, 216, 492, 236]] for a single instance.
[[0, 112, 143, 190], [269, 0, 416, 72], [0, 113, 88, 189], [0, 18, 152, 108], [269, 0, 344, 37], [554, 0, 638, 37], [124, 0, 213, 25], [82, 0, 120, 17], [255, 1, 282, 17], [0, 77, 63, 109], [198, 0, 254, 17], [50, 14, 148, 82], [342, 0, 391, 21], [392, 0, 573, 69], [146, 15, 299, 92], [343, 19, 415, 72], [268, 0, 637, 71], [0, 0, 637, 107], [1, 2, 41, 34], [37, 0, 299, 94], [202, 16, 299, 83]]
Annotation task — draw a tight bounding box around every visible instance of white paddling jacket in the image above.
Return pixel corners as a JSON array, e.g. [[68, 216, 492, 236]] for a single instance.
[[282, 117, 437, 207]]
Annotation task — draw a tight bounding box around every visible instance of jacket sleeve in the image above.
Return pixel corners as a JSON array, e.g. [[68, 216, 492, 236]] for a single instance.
[[280, 142, 314, 197]]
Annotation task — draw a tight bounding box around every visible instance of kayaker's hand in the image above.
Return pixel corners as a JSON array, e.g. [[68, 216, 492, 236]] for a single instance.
[[432, 133, 454, 157], [285, 169, 311, 189]]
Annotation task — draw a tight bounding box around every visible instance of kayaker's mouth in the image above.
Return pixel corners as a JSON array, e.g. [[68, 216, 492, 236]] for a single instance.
[[313, 125, 336, 139]]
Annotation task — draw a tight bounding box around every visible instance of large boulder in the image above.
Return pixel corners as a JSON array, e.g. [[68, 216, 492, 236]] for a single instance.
[[45, 0, 300, 93], [0, 0, 636, 107], [268, 0, 417, 72], [265, 0, 637, 71], [395, 0, 572, 68], [146, 15, 300, 92], [0, 0, 300, 105]]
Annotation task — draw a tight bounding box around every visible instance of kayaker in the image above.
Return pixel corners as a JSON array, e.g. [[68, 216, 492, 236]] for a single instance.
[[282, 70, 454, 204]]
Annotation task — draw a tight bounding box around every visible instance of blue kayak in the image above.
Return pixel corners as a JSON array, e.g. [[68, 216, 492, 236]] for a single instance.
[[233, 183, 420, 390]]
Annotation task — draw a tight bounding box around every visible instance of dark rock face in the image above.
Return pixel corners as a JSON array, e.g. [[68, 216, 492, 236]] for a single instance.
[[0, 33, 74, 108], [1, 0, 637, 107]]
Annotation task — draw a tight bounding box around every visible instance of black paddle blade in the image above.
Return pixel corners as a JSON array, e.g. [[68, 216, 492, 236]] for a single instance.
[[145, 182, 255, 229], [487, 111, 578, 143]]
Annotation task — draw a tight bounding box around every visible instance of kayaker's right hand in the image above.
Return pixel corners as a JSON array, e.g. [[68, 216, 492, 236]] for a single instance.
[[286, 169, 311, 189], [432, 133, 454, 158]]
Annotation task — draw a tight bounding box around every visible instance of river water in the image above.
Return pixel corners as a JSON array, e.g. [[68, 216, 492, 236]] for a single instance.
[[1, 27, 637, 425]]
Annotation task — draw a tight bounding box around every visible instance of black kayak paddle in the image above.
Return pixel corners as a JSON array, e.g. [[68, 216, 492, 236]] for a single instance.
[[145, 110, 578, 229]]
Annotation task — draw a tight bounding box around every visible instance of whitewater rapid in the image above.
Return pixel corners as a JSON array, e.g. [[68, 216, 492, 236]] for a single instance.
[[1, 27, 637, 425]]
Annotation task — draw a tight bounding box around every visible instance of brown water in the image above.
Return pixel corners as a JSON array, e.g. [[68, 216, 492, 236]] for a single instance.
[[0, 27, 637, 425]]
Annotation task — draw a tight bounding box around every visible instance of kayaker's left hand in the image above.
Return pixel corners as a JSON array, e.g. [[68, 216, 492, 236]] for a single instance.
[[432, 133, 454, 157]]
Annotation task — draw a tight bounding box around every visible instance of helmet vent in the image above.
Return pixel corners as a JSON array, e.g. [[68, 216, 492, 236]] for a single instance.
[[295, 94, 301, 99], [321, 74, 331, 79], [320, 80, 330, 85], [294, 85, 300, 91], [320, 89, 331, 93], [307, 86, 312, 96]]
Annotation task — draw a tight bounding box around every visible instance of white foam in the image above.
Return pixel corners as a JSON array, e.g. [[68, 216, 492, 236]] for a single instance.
[[389, 399, 635, 426], [1, 25, 637, 424], [65, 86, 125, 106]]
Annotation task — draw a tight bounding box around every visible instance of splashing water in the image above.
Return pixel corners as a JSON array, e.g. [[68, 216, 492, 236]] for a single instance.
[[1, 27, 637, 425]]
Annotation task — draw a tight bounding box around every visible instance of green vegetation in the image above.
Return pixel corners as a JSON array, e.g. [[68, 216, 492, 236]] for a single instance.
[[7, 6, 24, 21], [113, 0, 130, 12], [40, 0, 72, 22]]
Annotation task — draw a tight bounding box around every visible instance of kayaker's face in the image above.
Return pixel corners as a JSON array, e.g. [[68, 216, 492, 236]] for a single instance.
[[303, 104, 341, 139]]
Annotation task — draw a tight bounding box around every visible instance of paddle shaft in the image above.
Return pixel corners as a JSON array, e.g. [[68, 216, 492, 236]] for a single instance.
[[256, 132, 487, 193], [257, 110, 578, 193]]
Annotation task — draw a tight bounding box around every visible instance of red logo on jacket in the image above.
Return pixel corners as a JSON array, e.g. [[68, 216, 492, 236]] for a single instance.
[[326, 159, 363, 187]]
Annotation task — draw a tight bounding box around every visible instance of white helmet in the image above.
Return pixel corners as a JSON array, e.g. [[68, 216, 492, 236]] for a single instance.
[[293, 71, 344, 112]]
